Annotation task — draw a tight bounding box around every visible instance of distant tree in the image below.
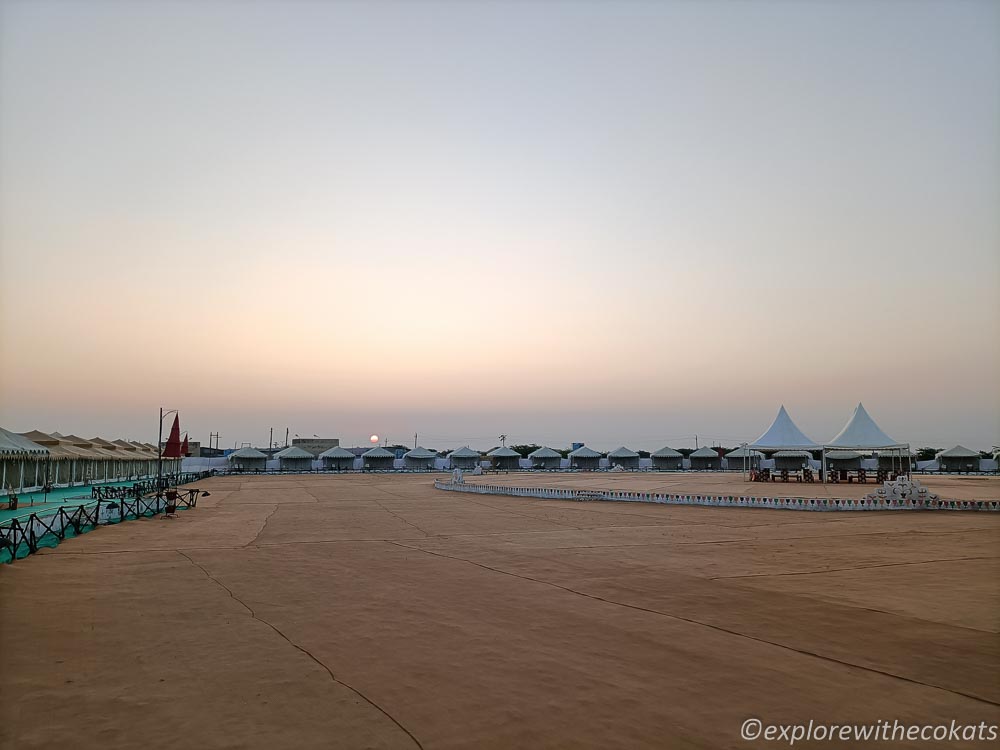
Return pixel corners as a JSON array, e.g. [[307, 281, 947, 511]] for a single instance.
[[916, 447, 942, 461], [510, 444, 542, 458], [637, 450, 651, 458], [556, 447, 572, 458], [677, 448, 695, 457]]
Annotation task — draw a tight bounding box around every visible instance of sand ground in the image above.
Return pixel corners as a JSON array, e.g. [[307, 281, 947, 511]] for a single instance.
[[1, 473, 998, 749]]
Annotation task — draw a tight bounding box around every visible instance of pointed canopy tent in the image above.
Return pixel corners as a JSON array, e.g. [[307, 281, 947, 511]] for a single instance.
[[568, 445, 602, 470], [274, 446, 314, 472], [724, 446, 764, 471], [0, 428, 48, 494], [936, 445, 982, 473], [651, 446, 683, 470], [181, 435, 190, 457], [404, 447, 438, 470], [362, 446, 396, 470], [607, 446, 639, 469], [319, 446, 356, 471], [528, 446, 562, 470], [689, 446, 721, 470], [488, 446, 521, 470], [751, 406, 819, 451], [448, 446, 481, 469], [827, 403, 902, 449], [824, 403, 909, 477]]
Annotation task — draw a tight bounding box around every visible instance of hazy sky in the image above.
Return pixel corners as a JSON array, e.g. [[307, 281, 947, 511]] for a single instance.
[[1, 0, 997, 450]]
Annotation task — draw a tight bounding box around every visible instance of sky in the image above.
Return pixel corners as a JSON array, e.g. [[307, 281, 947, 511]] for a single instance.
[[0, 0, 997, 451]]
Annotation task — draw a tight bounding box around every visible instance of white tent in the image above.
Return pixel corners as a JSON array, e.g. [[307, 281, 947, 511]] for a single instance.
[[362, 446, 395, 470], [606, 446, 639, 469], [827, 403, 902, 449], [404, 447, 437, 470], [651, 446, 683, 470], [751, 405, 819, 450], [824, 403, 908, 479], [319, 446, 356, 470], [228, 447, 267, 471], [275, 445, 314, 472], [689, 446, 721, 470], [568, 445, 602, 470], [488, 446, 521, 470], [448, 446, 481, 469], [724, 446, 763, 471], [936, 445, 981, 472], [0, 427, 49, 494], [528, 446, 561, 469]]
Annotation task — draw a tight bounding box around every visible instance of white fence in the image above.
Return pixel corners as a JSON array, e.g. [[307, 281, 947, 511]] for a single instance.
[[433, 480, 999, 513]]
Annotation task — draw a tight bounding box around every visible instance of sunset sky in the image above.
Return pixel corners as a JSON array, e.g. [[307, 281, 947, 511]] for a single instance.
[[1, 0, 997, 450]]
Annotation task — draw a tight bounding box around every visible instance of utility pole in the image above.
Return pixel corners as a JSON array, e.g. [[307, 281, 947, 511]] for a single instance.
[[499, 434, 507, 447], [695, 435, 699, 449], [414, 433, 418, 449], [269, 427, 273, 458]]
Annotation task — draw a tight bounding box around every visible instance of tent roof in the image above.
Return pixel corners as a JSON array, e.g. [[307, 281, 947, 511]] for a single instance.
[[229, 447, 267, 459], [405, 447, 437, 459], [319, 446, 356, 459], [772, 450, 812, 458], [651, 446, 682, 458], [0, 427, 48, 457], [568, 445, 601, 458], [488, 446, 521, 457], [449, 446, 481, 458], [111, 439, 139, 452], [607, 446, 639, 458], [362, 446, 395, 458], [751, 405, 819, 450], [689, 446, 719, 458], [528, 447, 561, 459], [275, 446, 314, 459], [725, 446, 764, 458], [936, 445, 980, 458], [827, 403, 902, 448]]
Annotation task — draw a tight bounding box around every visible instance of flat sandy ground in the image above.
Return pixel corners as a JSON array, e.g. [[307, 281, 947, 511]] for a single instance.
[[1, 474, 998, 749]]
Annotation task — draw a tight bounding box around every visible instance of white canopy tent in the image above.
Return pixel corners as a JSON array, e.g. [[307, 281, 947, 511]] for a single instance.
[[822, 403, 909, 479], [750, 405, 820, 451]]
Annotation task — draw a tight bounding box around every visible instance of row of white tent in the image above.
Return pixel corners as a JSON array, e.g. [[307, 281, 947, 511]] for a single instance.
[[213, 403, 995, 473]]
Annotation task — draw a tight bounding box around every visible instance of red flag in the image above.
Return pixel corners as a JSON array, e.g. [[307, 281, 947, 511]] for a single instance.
[[181, 434, 190, 457], [163, 415, 183, 458]]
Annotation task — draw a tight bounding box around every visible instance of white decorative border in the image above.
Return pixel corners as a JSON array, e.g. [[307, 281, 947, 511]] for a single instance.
[[433, 481, 999, 512]]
